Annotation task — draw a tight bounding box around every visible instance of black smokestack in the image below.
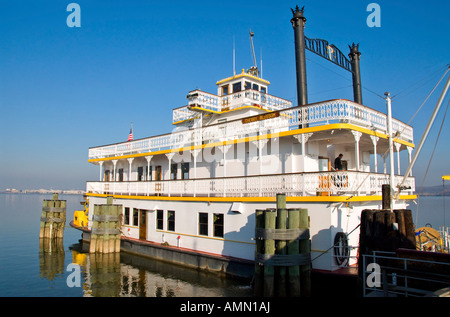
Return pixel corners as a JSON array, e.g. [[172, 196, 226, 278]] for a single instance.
[[291, 5, 308, 107], [349, 43, 363, 104]]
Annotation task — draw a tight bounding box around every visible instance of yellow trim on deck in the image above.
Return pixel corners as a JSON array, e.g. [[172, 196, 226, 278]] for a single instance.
[[85, 192, 416, 203], [443, 175, 450, 180], [88, 123, 415, 163], [215, 72, 271, 86]]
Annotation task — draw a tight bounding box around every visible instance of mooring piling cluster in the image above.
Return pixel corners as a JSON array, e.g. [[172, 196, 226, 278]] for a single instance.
[[39, 193, 66, 240], [254, 193, 311, 297], [89, 196, 122, 253]]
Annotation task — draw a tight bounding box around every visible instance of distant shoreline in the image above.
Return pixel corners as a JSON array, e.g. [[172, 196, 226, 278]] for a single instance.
[[1, 190, 84, 195], [1, 191, 448, 196]]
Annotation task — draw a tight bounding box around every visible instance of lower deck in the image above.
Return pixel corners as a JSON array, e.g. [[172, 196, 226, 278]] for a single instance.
[[83, 194, 413, 272]]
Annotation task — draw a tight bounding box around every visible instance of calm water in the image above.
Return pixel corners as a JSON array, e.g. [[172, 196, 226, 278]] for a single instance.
[[0, 193, 448, 297], [0, 194, 253, 297]]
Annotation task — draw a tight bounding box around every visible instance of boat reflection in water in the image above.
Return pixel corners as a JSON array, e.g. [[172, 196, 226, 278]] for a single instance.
[[68, 242, 253, 297]]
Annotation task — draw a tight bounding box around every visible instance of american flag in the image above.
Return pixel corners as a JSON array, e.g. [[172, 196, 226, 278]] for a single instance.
[[127, 125, 133, 141]]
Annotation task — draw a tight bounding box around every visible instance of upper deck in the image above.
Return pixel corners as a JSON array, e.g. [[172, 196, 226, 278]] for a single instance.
[[88, 98, 414, 161], [86, 69, 416, 200]]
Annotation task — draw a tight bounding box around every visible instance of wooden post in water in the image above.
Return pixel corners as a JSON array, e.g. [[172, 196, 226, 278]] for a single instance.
[[254, 194, 311, 297], [254, 209, 265, 297], [89, 196, 122, 253], [287, 208, 300, 296], [382, 184, 391, 210], [299, 208, 311, 297], [263, 208, 276, 297], [358, 208, 417, 282], [39, 193, 66, 240], [276, 194, 287, 297]]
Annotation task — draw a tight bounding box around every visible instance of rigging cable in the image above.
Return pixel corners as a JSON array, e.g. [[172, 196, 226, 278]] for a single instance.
[[305, 56, 385, 100], [414, 97, 450, 224], [391, 63, 449, 100], [343, 67, 450, 202]]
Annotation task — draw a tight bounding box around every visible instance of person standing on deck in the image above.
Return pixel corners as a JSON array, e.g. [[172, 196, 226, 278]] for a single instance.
[[334, 154, 343, 171]]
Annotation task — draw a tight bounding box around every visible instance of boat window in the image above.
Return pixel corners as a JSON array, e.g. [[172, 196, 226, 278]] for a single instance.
[[138, 166, 144, 181], [124, 207, 130, 225], [181, 163, 189, 180], [261, 87, 266, 94], [168, 210, 175, 231], [133, 208, 139, 227], [104, 170, 110, 182], [245, 81, 251, 90], [199, 212, 208, 236], [157, 210, 164, 230], [155, 166, 162, 181], [171, 163, 177, 180], [118, 168, 124, 182], [213, 213, 224, 238], [252, 83, 259, 91], [232, 82, 241, 93], [222, 85, 229, 96]]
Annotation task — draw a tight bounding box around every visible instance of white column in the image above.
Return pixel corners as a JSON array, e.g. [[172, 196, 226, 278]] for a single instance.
[[166, 153, 175, 197], [255, 138, 269, 196], [127, 158, 134, 181], [352, 131, 362, 171], [385, 92, 394, 211], [192, 149, 201, 197], [222, 144, 232, 197], [127, 158, 134, 195], [407, 146, 413, 176], [112, 160, 118, 181], [395, 143, 401, 175], [145, 156, 152, 180], [299, 133, 313, 196], [99, 161, 104, 181], [370, 136, 379, 173], [145, 156, 152, 196], [112, 160, 118, 195]]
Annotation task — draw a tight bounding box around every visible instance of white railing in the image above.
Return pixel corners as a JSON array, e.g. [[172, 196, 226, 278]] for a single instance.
[[362, 251, 450, 297], [89, 99, 414, 160], [173, 89, 292, 123], [86, 171, 415, 197]]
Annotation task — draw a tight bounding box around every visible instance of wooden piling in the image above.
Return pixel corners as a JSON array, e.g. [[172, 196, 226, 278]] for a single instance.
[[254, 193, 311, 297], [287, 208, 300, 297], [382, 184, 391, 210], [89, 197, 122, 253], [299, 208, 311, 297], [358, 208, 417, 280], [254, 209, 265, 297], [39, 194, 66, 240], [263, 208, 276, 297], [276, 207, 287, 297]]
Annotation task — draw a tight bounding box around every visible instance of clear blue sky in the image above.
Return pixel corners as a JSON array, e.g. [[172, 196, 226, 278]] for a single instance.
[[1, 0, 449, 190]]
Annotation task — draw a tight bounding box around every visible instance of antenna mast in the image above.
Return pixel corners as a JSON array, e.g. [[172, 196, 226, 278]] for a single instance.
[[233, 36, 236, 76], [249, 29, 259, 77]]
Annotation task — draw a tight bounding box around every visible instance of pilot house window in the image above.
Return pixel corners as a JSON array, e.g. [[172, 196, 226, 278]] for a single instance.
[[232, 82, 241, 93], [221, 85, 229, 96]]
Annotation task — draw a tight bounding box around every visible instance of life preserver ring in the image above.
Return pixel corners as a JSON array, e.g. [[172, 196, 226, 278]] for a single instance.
[[333, 232, 350, 266]]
